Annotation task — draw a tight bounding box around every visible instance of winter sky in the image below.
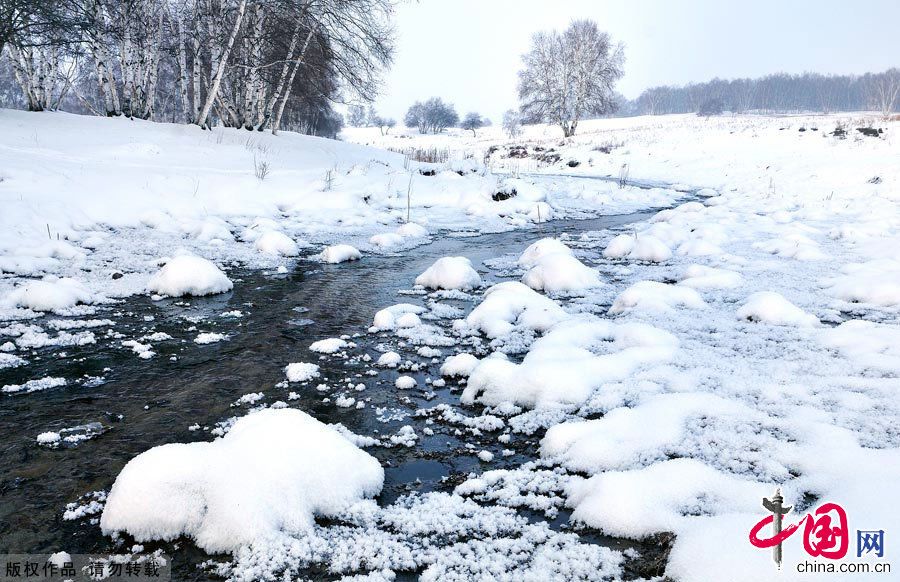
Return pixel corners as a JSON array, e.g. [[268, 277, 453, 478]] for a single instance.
[[373, 0, 900, 122]]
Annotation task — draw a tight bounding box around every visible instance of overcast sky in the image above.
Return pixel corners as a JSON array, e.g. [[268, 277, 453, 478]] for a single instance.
[[370, 0, 900, 123]]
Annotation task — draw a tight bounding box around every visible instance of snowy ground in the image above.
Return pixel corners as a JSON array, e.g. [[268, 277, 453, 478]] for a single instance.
[[3, 110, 900, 581]]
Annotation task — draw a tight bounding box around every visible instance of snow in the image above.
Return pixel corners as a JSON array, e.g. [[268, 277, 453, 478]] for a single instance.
[[517, 238, 574, 268], [147, 255, 233, 297], [284, 362, 321, 383], [376, 351, 402, 367], [395, 376, 417, 390], [321, 244, 362, 263], [463, 318, 678, 408], [2, 376, 67, 394], [603, 234, 672, 262], [371, 303, 425, 331], [5, 277, 93, 312], [310, 338, 349, 354], [824, 258, 900, 307], [609, 280, 706, 314], [254, 231, 300, 256], [458, 281, 566, 340], [521, 252, 600, 295], [100, 408, 384, 553], [736, 291, 819, 327], [414, 256, 482, 290], [440, 353, 480, 377], [194, 332, 226, 344]]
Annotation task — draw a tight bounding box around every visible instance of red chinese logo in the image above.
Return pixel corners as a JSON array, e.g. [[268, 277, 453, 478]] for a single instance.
[[749, 489, 849, 568]]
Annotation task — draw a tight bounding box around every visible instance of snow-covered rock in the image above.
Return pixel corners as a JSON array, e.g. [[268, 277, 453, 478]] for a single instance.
[[309, 338, 348, 354], [736, 292, 818, 327], [460, 281, 567, 339], [440, 353, 480, 377], [517, 238, 574, 268], [521, 253, 600, 295], [415, 257, 482, 290], [254, 231, 299, 256], [147, 256, 233, 297], [284, 362, 320, 383], [6, 277, 93, 311], [100, 408, 384, 552], [321, 244, 361, 263]]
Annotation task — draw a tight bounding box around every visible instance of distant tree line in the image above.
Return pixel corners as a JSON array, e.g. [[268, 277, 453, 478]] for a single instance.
[[0, 0, 396, 137], [626, 69, 900, 118]]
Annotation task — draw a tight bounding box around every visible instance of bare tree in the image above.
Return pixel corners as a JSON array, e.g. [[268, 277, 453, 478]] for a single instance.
[[501, 108, 520, 138], [461, 111, 483, 136], [517, 20, 624, 137], [868, 68, 900, 118]]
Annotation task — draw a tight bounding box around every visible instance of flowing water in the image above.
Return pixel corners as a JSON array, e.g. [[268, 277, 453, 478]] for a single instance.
[[0, 198, 679, 580]]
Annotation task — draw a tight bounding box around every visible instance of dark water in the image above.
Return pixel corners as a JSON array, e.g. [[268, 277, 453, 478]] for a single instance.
[[0, 206, 672, 579]]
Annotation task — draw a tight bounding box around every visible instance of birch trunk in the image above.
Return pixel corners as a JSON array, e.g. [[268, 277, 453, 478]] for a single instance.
[[196, 0, 247, 129], [271, 25, 316, 135]]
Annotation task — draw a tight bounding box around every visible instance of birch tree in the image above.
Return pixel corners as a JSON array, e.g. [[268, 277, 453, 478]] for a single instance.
[[517, 20, 624, 137]]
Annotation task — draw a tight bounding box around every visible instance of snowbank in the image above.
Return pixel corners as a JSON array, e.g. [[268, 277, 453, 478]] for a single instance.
[[147, 256, 233, 297], [414, 256, 482, 290], [100, 408, 384, 552]]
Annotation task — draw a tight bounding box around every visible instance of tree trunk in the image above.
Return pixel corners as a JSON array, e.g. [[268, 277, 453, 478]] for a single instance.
[[196, 0, 247, 129], [271, 24, 316, 135]]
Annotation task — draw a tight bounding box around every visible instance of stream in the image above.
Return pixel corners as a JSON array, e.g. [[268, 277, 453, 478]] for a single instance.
[[0, 197, 679, 580]]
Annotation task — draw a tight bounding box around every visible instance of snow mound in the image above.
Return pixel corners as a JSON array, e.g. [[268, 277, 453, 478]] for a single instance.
[[566, 458, 764, 539], [321, 244, 361, 264], [825, 258, 900, 307], [820, 320, 900, 374], [100, 408, 384, 553], [395, 376, 417, 389], [376, 351, 402, 367], [463, 318, 678, 408], [147, 256, 233, 297], [194, 332, 226, 344], [371, 304, 426, 331], [285, 362, 320, 382], [609, 281, 706, 314], [521, 253, 600, 295], [517, 238, 574, 268], [440, 353, 480, 377], [415, 257, 482, 290], [254, 231, 299, 257], [310, 338, 348, 354], [736, 292, 818, 327], [542, 393, 744, 473], [460, 281, 567, 339], [678, 265, 742, 289], [603, 234, 672, 262], [6, 277, 93, 312]]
